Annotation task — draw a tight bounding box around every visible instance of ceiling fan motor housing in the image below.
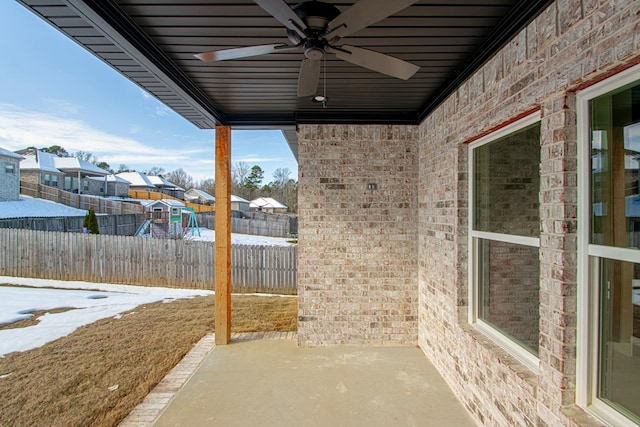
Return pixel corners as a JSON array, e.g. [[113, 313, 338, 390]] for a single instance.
[[286, 0, 341, 44]]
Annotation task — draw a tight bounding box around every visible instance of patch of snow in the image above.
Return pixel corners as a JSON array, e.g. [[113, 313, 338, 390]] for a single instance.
[[0, 277, 212, 356], [0, 196, 87, 219], [189, 228, 295, 247]]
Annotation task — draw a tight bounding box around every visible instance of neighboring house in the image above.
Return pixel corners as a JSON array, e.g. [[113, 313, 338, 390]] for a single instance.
[[184, 188, 214, 205], [18, 150, 64, 190], [147, 175, 185, 199], [231, 195, 250, 213], [19, 150, 109, 193], [86, 175, 131, 197], [115, 171, 156, 193], [0, 147, 22, 202], [250, 197, 288, 214]]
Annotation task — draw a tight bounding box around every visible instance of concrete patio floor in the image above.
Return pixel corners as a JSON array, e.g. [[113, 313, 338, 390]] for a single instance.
[[124, 333, 476, 427]]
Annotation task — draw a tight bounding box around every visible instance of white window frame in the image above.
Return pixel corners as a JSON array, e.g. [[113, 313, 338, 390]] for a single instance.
[[577, 63, 640, 427], [468, 111, 542, 373]]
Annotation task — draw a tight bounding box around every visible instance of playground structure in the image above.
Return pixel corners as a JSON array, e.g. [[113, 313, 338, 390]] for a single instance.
[[134, 200, 200, 239]]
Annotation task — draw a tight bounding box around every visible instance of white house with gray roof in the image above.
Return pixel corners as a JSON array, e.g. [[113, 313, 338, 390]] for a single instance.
[[0, 147, 23, 201], [184, 188, 214, 205], [19, 150, 109, 194]]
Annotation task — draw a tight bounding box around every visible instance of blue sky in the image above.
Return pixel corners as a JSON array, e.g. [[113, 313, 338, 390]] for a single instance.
[[0, 1, 297, 183]]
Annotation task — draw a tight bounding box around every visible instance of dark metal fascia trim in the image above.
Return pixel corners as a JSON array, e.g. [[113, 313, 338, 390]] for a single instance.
[[416, 0, 554, 123], [223, 111, 420, 127], [294, 111, 420, 125], [65, 0, 226, 125]]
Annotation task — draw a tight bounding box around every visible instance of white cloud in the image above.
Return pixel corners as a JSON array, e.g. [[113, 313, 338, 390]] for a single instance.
[[42, 98, 82, 116], [235, 154, 283, 163], [0, 104, 195, 169], [155, 106, 170, 117]]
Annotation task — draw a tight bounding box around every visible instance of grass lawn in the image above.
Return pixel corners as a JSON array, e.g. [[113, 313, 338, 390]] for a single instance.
[[0, 293, 297, 427]]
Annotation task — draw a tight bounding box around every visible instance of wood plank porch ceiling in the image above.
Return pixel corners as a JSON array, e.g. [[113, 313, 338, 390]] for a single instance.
[[19, 0, 552, 129]]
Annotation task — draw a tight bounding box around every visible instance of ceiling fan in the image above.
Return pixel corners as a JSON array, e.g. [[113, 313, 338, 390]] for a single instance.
[[194, 0, 421, 98]]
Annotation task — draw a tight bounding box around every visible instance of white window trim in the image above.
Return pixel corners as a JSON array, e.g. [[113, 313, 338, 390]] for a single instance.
[[576, 62, 640, 426], [468, 110, 542, 373]]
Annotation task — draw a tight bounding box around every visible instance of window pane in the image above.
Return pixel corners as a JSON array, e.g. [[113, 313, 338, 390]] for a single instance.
[[474, 123, 541, 237], [590, 82, 640, 247], [477, 238, 540, 355], [597, 258, 640, 423]]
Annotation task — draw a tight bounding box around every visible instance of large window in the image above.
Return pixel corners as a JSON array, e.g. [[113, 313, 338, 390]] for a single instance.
[[578, 66, 640, 426], [469, 112, 541, 370]]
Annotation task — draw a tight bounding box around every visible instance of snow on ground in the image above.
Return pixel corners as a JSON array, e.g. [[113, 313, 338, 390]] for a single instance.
[[189, 228, 296, 246], [0, 196, 87, 219], [0, 276, 212, 356]]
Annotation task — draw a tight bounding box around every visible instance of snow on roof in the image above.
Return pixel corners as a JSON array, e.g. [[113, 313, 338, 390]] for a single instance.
[[53, 157, 110, 176], [231, 195, 250, 203], [19, 150, 109, 176], [19, 151, 61, 174], [186, 188, 214, 201], [250, 197, 288, 209], [144, 199, 185, 209], [146, 175, 184, 190], [116, 171, 155, 187], [0, 147, 22, 160], [87, 174, 131, 183]]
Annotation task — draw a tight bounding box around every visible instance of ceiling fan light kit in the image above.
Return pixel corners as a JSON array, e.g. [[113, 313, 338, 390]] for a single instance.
[[195, 0, 421, 100]]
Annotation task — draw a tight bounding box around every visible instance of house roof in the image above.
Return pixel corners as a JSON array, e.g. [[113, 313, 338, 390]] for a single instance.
[[19, 152, 61, 174], [116, 171, 156, 188], [231, 195, 250, 203], [186, 188, 215, 201], [52, 156, 111, 176], [18, 0, 552, 157], [0, 147, 23, 160], [250, 197, 288, 209], [19, 150, 109, 176], [145, 199, 186, 209], [147, 175, 184, 190]]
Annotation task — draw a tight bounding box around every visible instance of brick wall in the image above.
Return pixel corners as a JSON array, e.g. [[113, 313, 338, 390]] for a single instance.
[[0, 157, 20, 201], [297, 125, 418, 346], [295, 0, 639, 424], [18, 170, 40, 186], [417, 0, 639, 426]]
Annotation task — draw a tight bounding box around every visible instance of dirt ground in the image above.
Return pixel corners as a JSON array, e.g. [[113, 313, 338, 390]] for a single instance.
[[0, 293, 297, 427]]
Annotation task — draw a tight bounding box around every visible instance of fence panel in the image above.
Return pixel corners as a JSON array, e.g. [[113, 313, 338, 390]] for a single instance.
[[0, 229, 296, 294]]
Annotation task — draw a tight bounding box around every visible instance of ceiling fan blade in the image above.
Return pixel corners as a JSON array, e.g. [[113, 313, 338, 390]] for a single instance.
[[327, 0, 419, 39], [297, 58, 321, 97], [195, 43, 297, 62], [328, 45, 419, 80], [253, 0, 307, 33]]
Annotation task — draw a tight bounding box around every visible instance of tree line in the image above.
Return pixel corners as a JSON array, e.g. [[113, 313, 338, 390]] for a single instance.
[[28, 145, 298, 212]]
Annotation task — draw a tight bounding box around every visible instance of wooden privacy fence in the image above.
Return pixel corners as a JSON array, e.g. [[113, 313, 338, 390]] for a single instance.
[[0, 213, 145, 236], [0, 229, 297, 294], [128, 190, 215, 213], [21, 182, 143, 215]]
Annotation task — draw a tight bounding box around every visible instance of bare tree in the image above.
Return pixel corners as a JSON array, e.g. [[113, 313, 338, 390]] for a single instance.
[[196, 178, 215, 196], [166, 168, 194, 190], [143, 166, 166, 176], [232, 161, 251, 198]]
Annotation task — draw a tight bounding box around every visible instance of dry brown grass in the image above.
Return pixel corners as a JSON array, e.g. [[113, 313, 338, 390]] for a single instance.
[[0, 293, 297, 427]]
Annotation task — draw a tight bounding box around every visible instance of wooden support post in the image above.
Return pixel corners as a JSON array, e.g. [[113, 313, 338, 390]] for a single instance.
[[215, 126, 232, 345]]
